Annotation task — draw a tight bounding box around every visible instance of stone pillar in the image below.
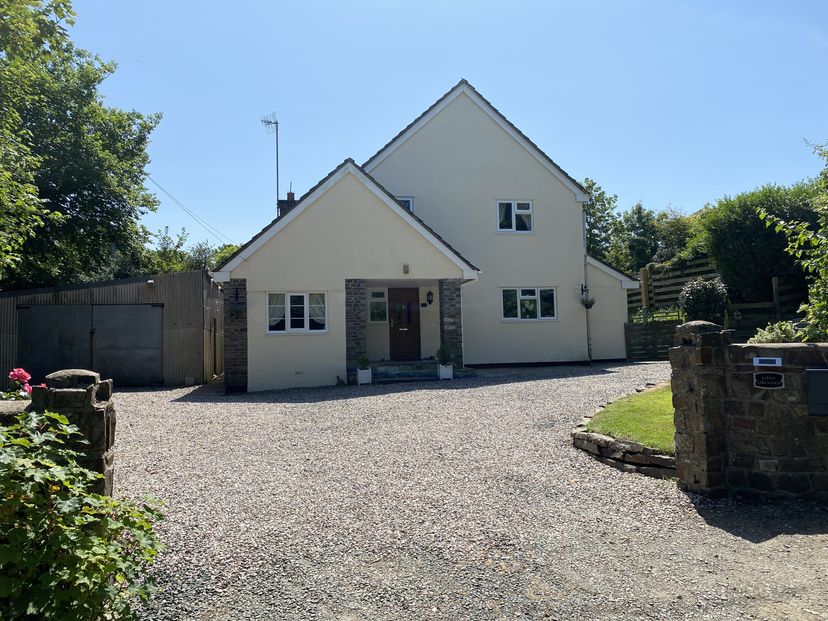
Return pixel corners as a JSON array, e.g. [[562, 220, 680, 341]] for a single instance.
[[439, 279, 464, 367], [345, 279, 367, 375], [224, 278, 248, 394], [29, 369, 116, 496], [669, 321, 730, 496]]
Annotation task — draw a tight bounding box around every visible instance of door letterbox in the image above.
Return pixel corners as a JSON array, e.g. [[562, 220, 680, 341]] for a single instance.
[[806, 369, 828, 416]]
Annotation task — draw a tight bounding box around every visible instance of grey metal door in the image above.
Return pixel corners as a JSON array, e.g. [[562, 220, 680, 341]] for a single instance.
[[92, 305, 163, 386], [17, 305, 93, 384]]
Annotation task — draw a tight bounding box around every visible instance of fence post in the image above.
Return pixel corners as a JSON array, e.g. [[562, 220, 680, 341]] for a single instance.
[[640, 266, 651, 309], [772, 276, 781, 321]]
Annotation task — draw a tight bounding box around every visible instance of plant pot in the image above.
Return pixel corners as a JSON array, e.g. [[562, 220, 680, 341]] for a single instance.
[[438, 364, 453, 380], [356, 368, 372, 385]]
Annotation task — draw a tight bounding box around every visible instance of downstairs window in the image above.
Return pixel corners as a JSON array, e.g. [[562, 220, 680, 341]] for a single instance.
[[501, 288, 556, 320], [268, 292, 327, 333]]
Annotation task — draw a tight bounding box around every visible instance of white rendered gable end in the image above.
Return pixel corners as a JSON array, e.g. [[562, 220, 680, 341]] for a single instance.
[[363, 81, 590, 203], [213, 160, 479, 281]]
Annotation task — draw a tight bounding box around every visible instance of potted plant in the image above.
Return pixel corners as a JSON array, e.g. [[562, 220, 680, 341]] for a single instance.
[[436, 343, 453, 380], [356, 355, 372, 385]]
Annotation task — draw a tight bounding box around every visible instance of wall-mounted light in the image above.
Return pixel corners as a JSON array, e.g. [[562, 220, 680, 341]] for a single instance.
[[426, 290, 434, 305], [403, 264, 410, 274]]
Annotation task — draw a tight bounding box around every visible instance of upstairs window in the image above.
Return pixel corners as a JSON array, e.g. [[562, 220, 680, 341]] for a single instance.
[[268, 292, 327, 333], [497, 200, 533, 232], [396, 197, 414, 211], [501, 287, 556, 320]]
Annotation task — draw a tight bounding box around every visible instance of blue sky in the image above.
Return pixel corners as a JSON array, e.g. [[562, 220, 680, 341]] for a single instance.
[[71, 0, 828, 248]]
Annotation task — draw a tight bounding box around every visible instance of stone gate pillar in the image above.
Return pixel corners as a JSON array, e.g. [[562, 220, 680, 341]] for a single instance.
[[345, 279, 367, 375], [30, 369, 116, 495], [439, 279, 464, 367]]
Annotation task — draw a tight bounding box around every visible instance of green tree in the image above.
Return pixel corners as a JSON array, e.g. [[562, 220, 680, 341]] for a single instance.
[[0, 0, 70, 278], [0, 0, 159, 290], [759, 144, 828, 340], [212, 243, 240, 269], [581, 178, 620, 260], [692, 181, 819, 302], [150, 227, 188, 273], [606, 202, 659, 273], [652, 209, 694, 264]]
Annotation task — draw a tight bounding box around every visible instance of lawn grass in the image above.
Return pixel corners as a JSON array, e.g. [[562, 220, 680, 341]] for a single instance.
[[586, 384, 675, 454]]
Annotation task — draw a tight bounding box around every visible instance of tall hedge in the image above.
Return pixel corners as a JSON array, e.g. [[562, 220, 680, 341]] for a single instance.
[[695, 182, 819, 302]]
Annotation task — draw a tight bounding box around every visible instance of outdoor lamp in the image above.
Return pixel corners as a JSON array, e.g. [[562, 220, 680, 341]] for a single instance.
[[426, 290, 434, 305]]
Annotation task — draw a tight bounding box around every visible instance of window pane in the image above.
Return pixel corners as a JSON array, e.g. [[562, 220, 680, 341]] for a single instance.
[[268, 293, 285, 331], [290, 294, 305, 329], [370, 291, 385, 299], [370, 301, 387, 322], [520, 288, 536, 297], [516, 202, 531, 211], [308, 293, 326, 330], [398, 198, 412, 210], [515, 213, 532, 231], [520, 298, 538, 319], [498, 202, 513, 230], [540, 289, 556, 318], [502, 289, 518, 318]]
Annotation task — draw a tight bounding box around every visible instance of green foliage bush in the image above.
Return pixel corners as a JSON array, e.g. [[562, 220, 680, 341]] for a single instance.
[[691, 182, 819, 302], [747, 321, 801, 344], [759, 144, 828, 341], [678, 278, 728, 323], [436, 343, 452, 365], [0, 411, 163, 620]]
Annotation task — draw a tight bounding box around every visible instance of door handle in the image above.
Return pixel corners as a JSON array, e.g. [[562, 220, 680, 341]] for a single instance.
[[398, 328, 408, 331]]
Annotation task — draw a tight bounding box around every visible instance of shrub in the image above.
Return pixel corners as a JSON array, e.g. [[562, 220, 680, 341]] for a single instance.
[[747, 321, 802, 344], [2, 367, 42, 401], [436, 343, 452, 366], [356, 355, 370, 370], [678, 278, 728, 323], [0, 411, 163, 620]]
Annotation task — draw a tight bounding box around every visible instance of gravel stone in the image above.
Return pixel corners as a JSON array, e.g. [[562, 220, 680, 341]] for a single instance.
[[113, 362, 828, 620]]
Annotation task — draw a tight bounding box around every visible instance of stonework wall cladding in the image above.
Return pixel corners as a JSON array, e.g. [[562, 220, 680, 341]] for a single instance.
[[439, 279, 463, 366], [30, 369, 116, 495], [345, 279, 367, 370], [224, 278, 248, 393], [670, 321, 828, 501]]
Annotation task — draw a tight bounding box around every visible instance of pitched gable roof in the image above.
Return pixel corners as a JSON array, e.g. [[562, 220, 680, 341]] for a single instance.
[[586, 255, 639, 289], [214, 159, 479, 278], [363, 79, 589, 201]]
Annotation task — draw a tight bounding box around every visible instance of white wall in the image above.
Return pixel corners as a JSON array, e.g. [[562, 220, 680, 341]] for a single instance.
[[368, 92, 591, 364], [232, 172, 464, 391], [587, 263, 629, 360]]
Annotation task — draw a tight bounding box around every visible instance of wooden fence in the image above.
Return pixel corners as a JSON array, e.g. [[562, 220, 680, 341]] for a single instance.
[[625, 321, 682, 361], [625, 256, 808, 360]]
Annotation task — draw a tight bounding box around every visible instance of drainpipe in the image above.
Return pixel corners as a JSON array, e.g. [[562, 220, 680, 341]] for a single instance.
[[582, 208, 593, 361]]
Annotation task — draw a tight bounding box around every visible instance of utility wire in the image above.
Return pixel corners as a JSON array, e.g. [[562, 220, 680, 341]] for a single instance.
[[148, 177, 236, 245]]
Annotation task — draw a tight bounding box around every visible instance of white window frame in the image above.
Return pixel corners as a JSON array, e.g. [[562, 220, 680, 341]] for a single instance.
[[396, 196, 414, 211], [266, 291, 328, 334], [500, 287, 557, 322], [368, 288, 388, 323], [496, 200, 534, 233]]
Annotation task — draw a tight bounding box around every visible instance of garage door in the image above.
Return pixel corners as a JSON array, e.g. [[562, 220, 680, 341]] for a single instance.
[[17, 304, 163, 386]]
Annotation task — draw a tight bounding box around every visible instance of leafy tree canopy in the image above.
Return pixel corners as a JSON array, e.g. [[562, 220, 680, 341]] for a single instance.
[[0, 0, 160, 290], [581, 177, 620, 261]]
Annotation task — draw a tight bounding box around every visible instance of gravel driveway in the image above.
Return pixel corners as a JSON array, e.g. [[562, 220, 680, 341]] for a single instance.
[[116, 363, 828, 621]]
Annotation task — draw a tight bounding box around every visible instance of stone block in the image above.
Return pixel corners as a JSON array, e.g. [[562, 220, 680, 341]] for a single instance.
[[45, 369, 100, 389], [756, 458, 779, 472], [675, 432, 694, 455], [775, 474, 811, 494], [53, 388, 88, 410], [812, 473, 828, 493], [748, 472, 775, 492], [727, 469, 748, 487], [648, 454, 676, 468], [731, 453, 755, 468], [731, 416, 756, 432]]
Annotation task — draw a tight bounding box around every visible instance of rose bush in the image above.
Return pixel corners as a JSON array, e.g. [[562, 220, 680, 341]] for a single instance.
[[2, 368, 39, 401]]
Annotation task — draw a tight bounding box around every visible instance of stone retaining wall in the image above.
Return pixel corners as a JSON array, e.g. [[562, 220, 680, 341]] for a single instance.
[[671, 322, 828, 501], [572, 407, 676, 479]]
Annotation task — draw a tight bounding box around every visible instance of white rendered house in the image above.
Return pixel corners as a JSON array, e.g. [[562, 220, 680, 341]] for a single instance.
[[214, 80, 636, 393]]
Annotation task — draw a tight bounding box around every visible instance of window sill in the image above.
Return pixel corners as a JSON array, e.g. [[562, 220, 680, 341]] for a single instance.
[[265, 330, 330, 335], [496, 230, 535, 235], [501, 318, 559, 323]]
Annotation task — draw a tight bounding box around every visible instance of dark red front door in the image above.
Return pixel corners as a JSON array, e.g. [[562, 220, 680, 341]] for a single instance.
[[388, 288, 421, 360]]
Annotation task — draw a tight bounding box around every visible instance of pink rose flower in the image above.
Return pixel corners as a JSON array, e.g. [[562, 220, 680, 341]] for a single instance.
[[9, 368, 31, 384], [23, 383, 32, 395]]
